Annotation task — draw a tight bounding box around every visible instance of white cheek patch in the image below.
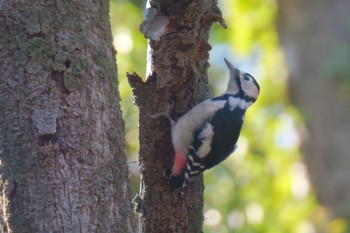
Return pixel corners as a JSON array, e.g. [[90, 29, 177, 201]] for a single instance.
[[197, 123, 214, 158], [242, 82, 259, 100]]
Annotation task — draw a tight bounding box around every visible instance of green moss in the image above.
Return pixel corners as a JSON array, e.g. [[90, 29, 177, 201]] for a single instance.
[[60, 56, 93, 92], [92, 48, 118, 83], [63, 70, 83, 92], [81, 58, 91, 71], [51, 54, 67, 72], [18, 37, 57, 70]]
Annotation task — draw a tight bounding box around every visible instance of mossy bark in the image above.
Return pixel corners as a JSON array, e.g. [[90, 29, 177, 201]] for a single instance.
[[0, 1, 136, 232], [128, 0, 224, 232]]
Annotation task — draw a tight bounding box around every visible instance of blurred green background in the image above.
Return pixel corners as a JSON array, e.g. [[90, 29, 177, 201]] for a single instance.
[[110, 0, 349, 232]]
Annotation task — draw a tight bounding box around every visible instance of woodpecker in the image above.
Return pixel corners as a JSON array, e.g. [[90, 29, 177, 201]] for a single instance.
[[170, 58, 260, 188]]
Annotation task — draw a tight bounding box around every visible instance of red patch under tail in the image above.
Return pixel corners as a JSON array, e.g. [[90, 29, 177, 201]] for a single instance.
[[172, 150, 187, 177]]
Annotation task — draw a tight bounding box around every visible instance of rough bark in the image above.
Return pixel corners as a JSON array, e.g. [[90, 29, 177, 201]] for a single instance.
[[0, 1, 136, 232], [277, 0, 350, 222], [128, 0, 224, 232]]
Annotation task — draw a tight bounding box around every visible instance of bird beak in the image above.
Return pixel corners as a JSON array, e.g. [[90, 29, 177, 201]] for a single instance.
[[224, 58, 236, 73]]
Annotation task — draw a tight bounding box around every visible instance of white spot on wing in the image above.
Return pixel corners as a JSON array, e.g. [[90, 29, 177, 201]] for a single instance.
[[197, 123, 214, 158]]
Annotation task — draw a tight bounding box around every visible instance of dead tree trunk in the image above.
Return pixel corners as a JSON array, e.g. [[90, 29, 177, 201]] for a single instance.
[[128, 0, 225, 232], [0, 1, 136, 232]]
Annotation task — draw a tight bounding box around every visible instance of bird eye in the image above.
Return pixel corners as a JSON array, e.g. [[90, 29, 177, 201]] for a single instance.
[[243, 76, 250, 81]]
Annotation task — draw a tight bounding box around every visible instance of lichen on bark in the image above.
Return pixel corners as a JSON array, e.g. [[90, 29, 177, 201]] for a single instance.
[[0, 0, 136, 232]]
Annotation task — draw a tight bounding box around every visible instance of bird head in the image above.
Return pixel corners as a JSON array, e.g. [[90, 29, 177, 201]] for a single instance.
[[224, 58, 260, 102]]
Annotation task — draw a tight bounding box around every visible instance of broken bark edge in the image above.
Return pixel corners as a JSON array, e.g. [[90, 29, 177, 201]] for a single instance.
[[127, 72, 145, 88], [202, 13, 227, 29], [127, 72, 160, 108]]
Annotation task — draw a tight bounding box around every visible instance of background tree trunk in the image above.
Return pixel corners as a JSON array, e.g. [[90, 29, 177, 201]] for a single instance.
[[128, 0, 224, 232], [277, 0, 350, 223], [0, 1, 136, 232]]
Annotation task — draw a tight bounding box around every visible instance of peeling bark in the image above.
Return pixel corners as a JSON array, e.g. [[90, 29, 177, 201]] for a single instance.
[[0, 1, 136, 232], [128, 0, 224, 232]]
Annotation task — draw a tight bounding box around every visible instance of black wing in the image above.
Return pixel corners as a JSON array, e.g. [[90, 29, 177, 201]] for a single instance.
[[198, 102, 244, 170]]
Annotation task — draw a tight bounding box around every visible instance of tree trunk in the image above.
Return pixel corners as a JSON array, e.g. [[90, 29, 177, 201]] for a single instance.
[[128, 0, 225, 232], [0, 1, 136, 232], [277, 0, 350, 223]]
